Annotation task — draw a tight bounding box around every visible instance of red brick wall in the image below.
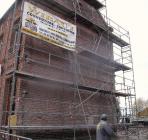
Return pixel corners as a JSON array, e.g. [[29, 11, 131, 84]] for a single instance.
[[16, 79, 116, 126], [0, 8, 13, 125], [0, 0, 117, 128]]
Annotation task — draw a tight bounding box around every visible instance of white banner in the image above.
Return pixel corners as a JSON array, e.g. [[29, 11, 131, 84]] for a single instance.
[[21, 2, 76, 51]]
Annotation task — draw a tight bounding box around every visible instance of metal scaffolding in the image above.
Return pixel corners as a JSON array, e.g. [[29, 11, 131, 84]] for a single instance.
[[0, 0, 139, 139]]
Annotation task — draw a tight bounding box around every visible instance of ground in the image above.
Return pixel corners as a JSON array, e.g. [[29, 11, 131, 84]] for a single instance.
[[117, 126, 148, 140]]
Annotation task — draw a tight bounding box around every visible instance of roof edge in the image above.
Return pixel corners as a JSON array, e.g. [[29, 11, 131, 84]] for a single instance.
[[83, 0, 104, 9]]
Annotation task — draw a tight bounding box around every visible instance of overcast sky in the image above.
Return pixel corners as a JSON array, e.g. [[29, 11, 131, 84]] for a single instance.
[[0, 0, 148, 99], [106, 0, 148, 100]]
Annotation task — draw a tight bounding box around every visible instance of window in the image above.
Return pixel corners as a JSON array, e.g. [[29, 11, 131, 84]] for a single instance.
[[9, 18, 20, 53], [0, 34, 4, 52], [0, 24, 4, 33]]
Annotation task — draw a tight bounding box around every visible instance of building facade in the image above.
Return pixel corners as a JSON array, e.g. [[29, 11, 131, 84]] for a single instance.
[[0, 0, 134, 139]]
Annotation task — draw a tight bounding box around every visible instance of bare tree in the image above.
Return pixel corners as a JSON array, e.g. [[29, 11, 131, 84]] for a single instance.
[[145, 99, 148, 106], [135, 98, 148, 112]]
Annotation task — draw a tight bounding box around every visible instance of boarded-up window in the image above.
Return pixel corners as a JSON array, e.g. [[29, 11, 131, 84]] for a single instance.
[[9, 18, 20, 53]]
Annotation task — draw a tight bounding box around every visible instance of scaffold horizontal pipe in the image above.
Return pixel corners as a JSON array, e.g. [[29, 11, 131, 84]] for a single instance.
[[0, 131, 32, 140]]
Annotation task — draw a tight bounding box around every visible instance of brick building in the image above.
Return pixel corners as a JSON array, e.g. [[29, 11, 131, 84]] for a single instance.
[[0, 0, 135, 139]]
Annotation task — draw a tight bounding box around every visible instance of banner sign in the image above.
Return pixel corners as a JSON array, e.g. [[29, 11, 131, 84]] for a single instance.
[[21, 2, 76, 51]]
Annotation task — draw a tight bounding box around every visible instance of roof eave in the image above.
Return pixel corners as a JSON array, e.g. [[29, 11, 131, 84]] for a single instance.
[[83, 0, 104, 9]]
